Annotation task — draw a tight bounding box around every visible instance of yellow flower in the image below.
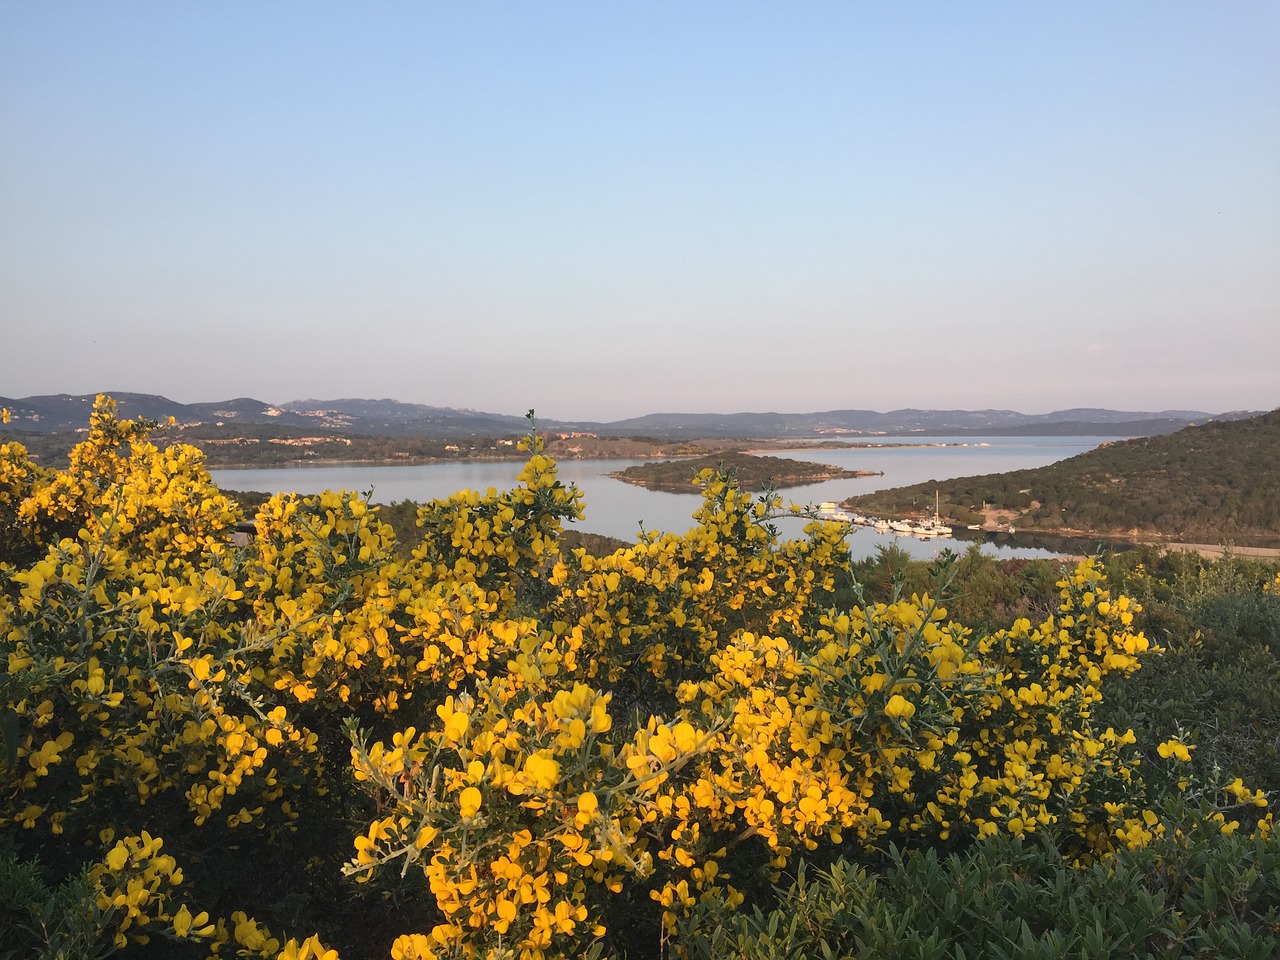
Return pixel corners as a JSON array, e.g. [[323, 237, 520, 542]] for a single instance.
[[105, 842, 130, 871], [437, 696, 470, 744], [458, 786, 482, 818], [172, 904, 213, 938], [1156, 739, 1193, 762], [885, 694, 916, 720], [522, 753, 560, 791]]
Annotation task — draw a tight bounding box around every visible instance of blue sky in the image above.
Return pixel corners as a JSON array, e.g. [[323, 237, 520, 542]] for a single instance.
[[2, 2, 1277, 420]]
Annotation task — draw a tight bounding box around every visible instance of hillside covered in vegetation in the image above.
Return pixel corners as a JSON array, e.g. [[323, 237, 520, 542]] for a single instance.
[[846, 410, 1280, 546]]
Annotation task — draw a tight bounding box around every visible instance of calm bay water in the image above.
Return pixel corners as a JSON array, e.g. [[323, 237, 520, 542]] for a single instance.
[[211, 437, 1108, 561]]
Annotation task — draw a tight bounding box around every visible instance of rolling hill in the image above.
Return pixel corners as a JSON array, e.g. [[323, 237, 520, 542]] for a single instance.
[[844, 410, 1280, 546]]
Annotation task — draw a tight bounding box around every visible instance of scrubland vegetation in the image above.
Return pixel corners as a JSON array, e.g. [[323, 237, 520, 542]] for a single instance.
[[3, 398, 1279, 959], [611, 452, 867, 492]]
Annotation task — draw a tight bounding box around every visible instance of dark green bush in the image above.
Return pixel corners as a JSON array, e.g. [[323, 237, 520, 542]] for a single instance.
[[1098, 550, 1280, 796], [682, 825, 1280, 960], [0, 845, 117, 960]]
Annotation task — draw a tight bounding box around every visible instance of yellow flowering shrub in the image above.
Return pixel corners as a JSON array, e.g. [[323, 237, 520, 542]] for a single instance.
[[342, 471, 1259, 957], [0, 425, 49, 568], [1, 398, 1269, 960], [0, 399, 585, 956]]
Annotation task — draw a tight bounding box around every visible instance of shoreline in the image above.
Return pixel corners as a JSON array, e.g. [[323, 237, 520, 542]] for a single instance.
[[609, 468, 881, 493], [202, 437, 971, 471], [1141, 541, 1280, 560], [205, 453, 531, 471], [952, 526, 1280, 560]]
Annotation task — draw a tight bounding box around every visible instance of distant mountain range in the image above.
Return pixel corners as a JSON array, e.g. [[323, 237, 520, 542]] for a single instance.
[[0, 392, 1266, 439]]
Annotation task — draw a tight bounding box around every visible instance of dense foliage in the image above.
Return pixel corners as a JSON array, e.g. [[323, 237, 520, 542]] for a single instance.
[[2, 399, 1277, 960], [684, 827, 1280, 960], [1094, 549, 1280, 800], [848, 409, 1280, 544]]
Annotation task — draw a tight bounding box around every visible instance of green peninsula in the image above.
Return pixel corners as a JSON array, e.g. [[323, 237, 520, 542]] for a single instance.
[[611, 451, 876, 493]]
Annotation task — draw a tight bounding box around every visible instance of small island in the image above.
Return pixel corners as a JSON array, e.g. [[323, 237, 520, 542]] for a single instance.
[[610, 452, 879, 493]]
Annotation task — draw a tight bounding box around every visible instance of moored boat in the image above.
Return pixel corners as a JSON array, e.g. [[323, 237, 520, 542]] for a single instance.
[[919, 490, 953, 537], [817, 501, 855, 523]]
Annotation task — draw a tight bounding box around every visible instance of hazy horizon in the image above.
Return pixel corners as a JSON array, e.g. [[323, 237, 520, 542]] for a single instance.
[[2, 389, 1266, 424], [3, 4, 1277, 420]]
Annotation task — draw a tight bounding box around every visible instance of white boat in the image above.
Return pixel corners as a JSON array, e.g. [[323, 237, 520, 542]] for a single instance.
[[817, 502, 853, 523], [919, 490, 953, 537]]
